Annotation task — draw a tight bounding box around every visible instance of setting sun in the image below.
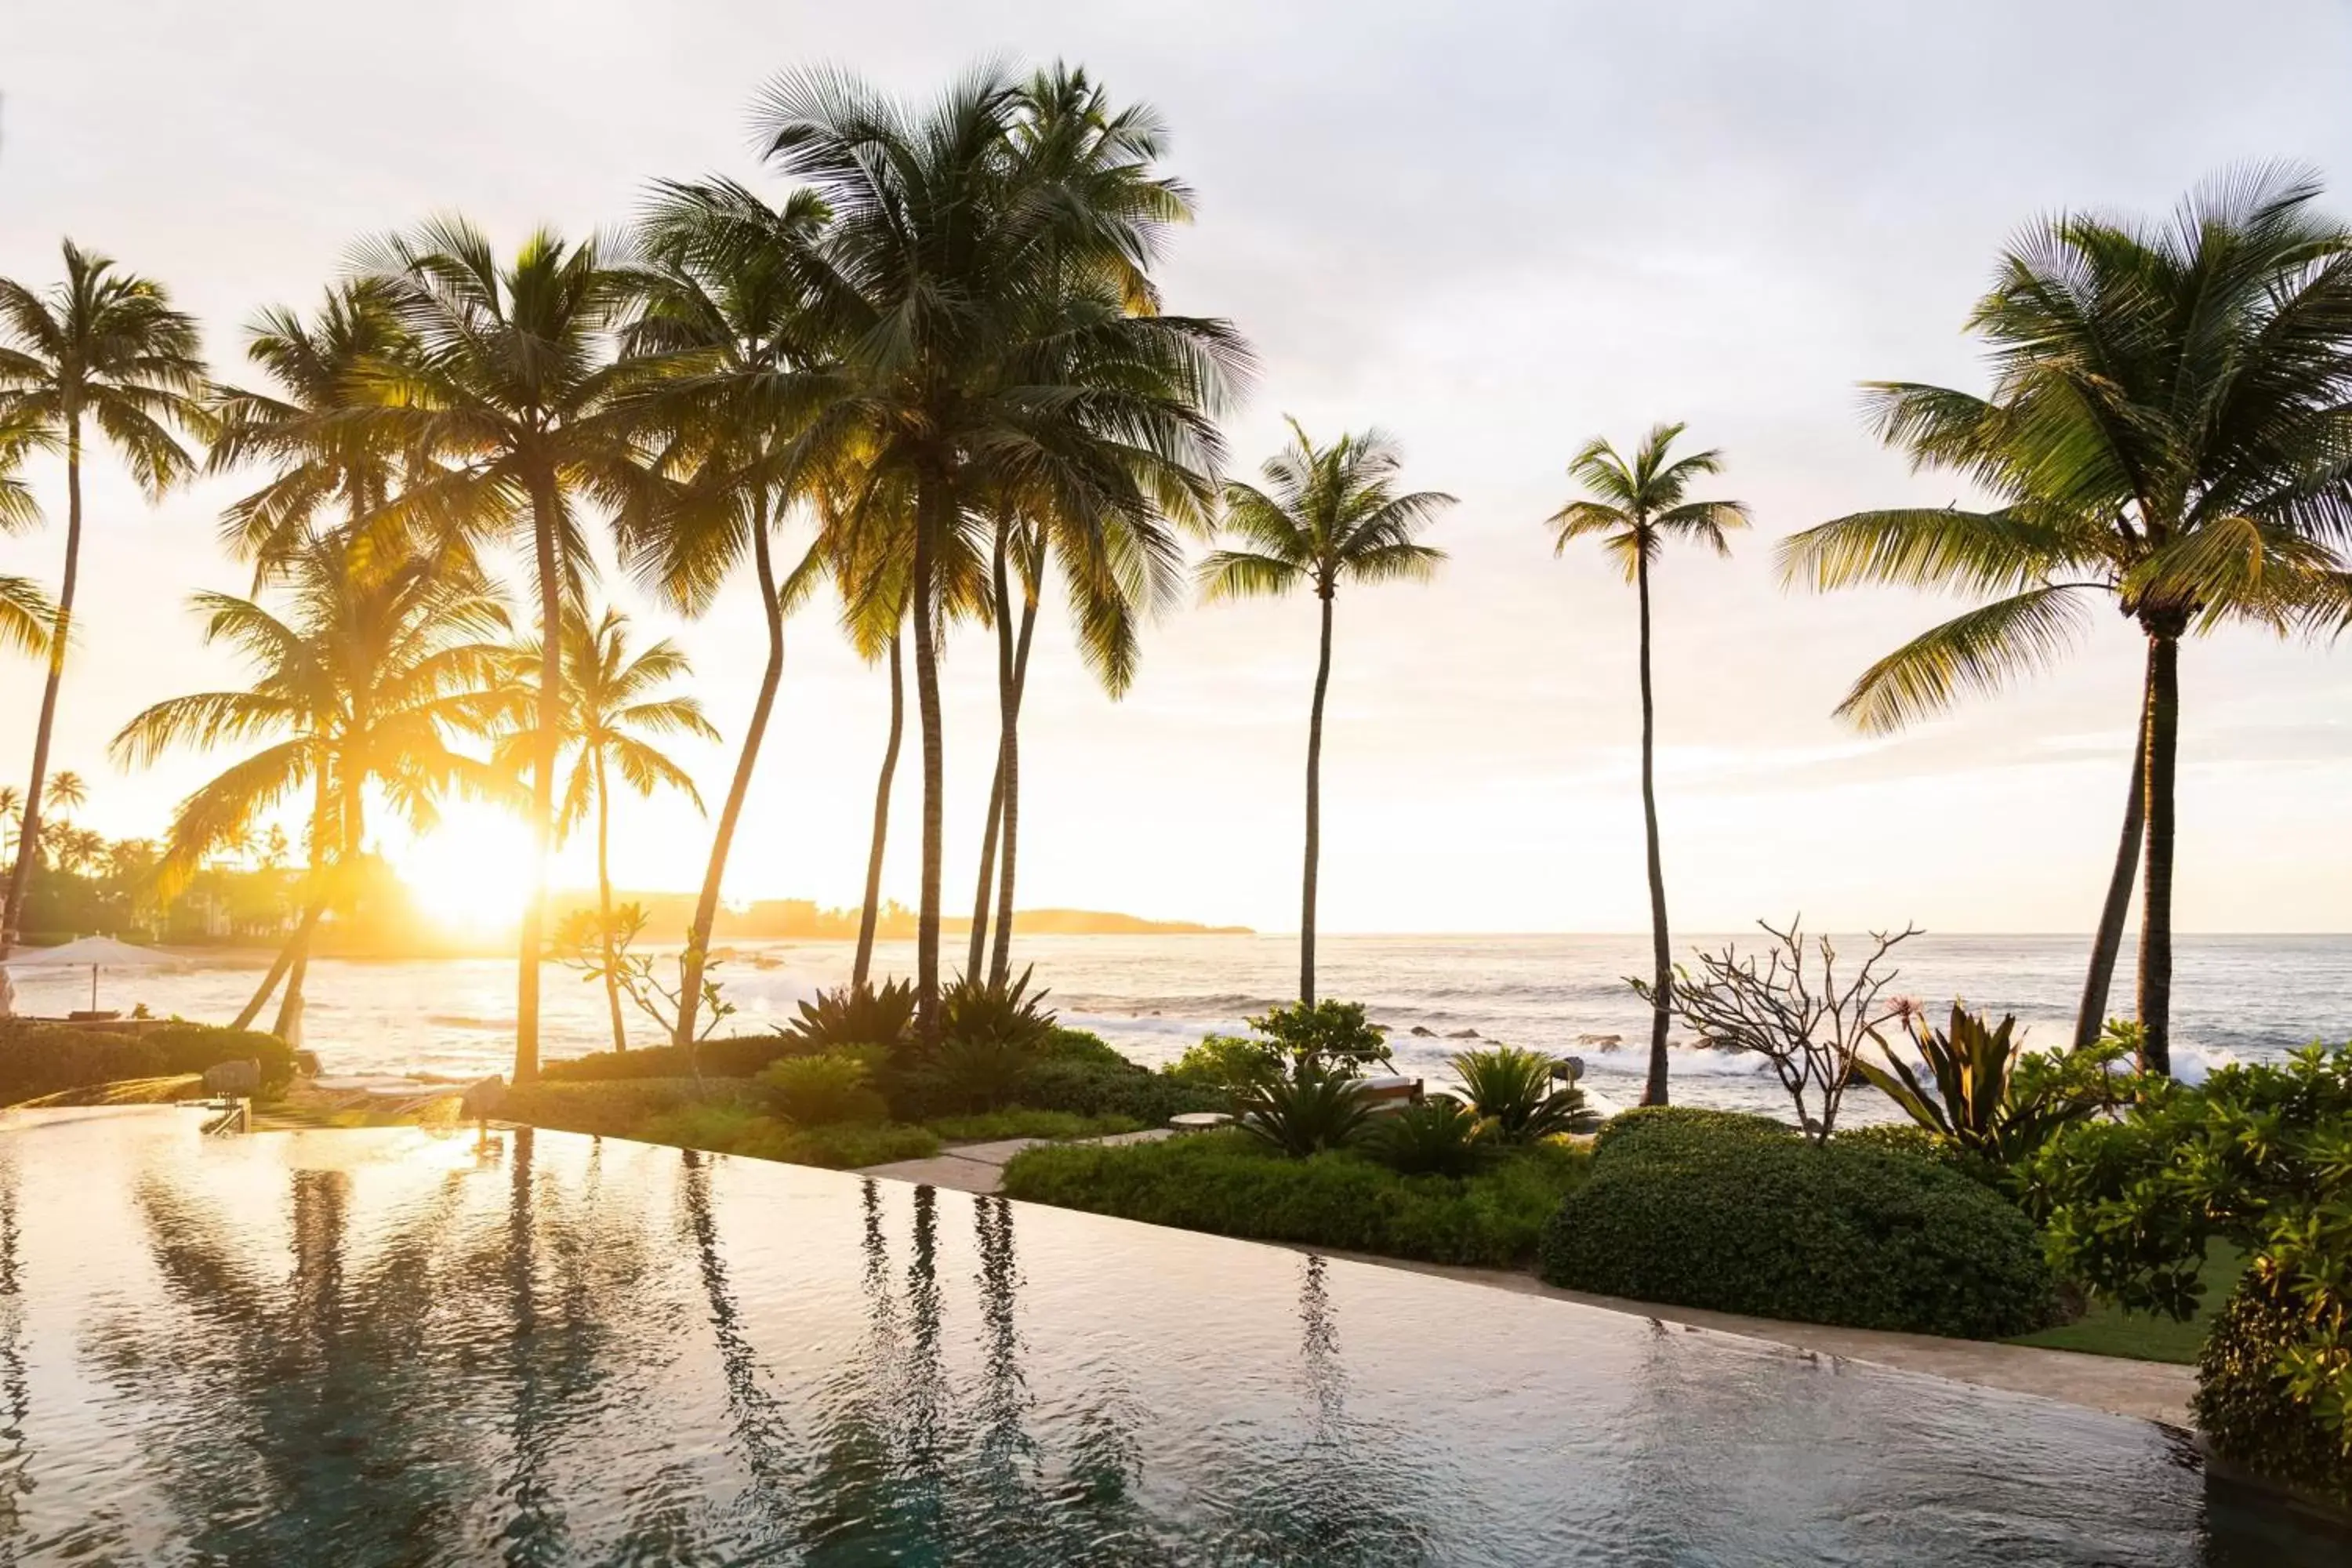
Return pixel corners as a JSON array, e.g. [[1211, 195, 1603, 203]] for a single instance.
[[392, 803, 539, 930]]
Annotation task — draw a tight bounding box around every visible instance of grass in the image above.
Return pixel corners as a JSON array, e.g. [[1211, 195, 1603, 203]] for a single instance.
[[2006, 1243, 2246, 1365], [15, 1073, 204, 1108], [927, 1109, 1143, 1143]]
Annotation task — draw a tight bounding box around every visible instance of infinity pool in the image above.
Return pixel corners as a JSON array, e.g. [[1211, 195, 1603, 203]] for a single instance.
[[0, 1108, 2332, 1564]]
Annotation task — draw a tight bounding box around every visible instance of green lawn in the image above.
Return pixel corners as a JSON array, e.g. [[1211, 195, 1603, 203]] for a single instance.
[[2005, 1244, 2244, 1365]]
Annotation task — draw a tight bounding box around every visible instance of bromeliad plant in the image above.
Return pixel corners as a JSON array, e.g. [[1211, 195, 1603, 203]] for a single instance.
[[782, 978, 918, 1055], [1236, 1062, 1374, 1157], [1855, 1004, 2120, 1163], [1450, 1045, 1599, 1143], [1367, 1094, 1494, 1178]]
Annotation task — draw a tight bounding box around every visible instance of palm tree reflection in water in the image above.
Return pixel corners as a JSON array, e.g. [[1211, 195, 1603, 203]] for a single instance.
[[0, 1149, 31, 1563]]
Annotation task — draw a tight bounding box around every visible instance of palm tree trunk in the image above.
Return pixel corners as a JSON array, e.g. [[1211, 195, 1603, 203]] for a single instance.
[[236, 901, 323, 1032], [269, 913, 318, 1043], [675, 502, 782, 1044], [967, 524, 1013, 982], [912, 478, 949, 1040], [1636, 554, 1672, 1108], [986, 586, 1039, 990], [593, 751, 626, 1054], [238, 768, 338, 1033], [2136, 630, 2180, 1077], [2, 425, 79, 956], [853, 631, 902, 989], [2074, 666, 2151, 1051], [514, 469, 564, 1085], [1301, 590, 1334, 1005]]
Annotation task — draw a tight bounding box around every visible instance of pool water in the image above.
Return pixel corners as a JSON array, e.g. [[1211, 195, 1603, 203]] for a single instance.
[[0, 1109, 2336, 1565]]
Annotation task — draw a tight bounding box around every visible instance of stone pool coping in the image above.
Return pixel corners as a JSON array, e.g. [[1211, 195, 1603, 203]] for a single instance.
[[854, 1133, 2197, 1431]]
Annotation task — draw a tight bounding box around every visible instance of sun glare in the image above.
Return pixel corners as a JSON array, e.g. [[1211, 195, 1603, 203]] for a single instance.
[[395, 804, 539, 931]]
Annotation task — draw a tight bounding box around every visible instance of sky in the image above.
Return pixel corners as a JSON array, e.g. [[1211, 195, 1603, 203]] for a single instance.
[[2, 1, 2350, 935]]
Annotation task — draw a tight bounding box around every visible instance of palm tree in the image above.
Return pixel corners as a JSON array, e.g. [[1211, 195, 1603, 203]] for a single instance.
[[503, 605, 715, 1052], [43, 771, 87, 818], [111, 535, 510, 1036], [0, 412, 56, 660], [1547, 423, 1748, 1107], [357, 220, 640, 1083], [748, 62, 1248, 1034], [619, 178, 831, 1044], [0, 241, 212, 953], [1201, 421, 1451, 1004], [1777, 166, 2352, 1073]]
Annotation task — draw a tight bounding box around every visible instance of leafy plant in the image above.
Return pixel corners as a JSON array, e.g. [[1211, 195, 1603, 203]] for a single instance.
[[1236, 1063, 1374, 1157], [1450, 1045, 1599, 1142], [1855, 1004, 2119, 1164], [1245, 998, 1393, 1078], [1164, 1033, 1284, 1093], [929, 1034, 1036, 1112], [782, 978, 917, 1054], [1367, 1095, 1493, 1178], [927, 1109, 1142, 1142], [939, 964, 1058, 1053], [757, 1051, 887, 1127]]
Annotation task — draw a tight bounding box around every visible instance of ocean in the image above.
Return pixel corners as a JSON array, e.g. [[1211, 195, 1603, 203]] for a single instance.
[[11, 931, 2347, 1121]]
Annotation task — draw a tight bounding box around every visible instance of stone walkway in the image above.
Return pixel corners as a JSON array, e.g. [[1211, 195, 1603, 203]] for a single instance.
[[853, 1136, 2195, 1428]]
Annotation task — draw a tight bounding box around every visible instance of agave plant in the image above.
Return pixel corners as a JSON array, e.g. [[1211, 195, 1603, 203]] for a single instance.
[[1855, 1004, 2106, 1161], [1450, 1046, 1599, 1142], [1236, 1063, 1373, 1157], [1367, 1094, 1493, 1178], [782, 978, 917, 1054], [938, 964, 1058, 1053]]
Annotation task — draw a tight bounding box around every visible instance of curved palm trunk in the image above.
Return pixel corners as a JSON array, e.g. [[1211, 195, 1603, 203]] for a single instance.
[[1300, 590, 1334, 1005], [2, 426, 80, 956], [2136, 631, 2180, 1077], [2074, 667, 2151, 1051], [267, 771, 354, 1043], [1635, 554, 1672, 1108], [593, 752, 625, 1053], [234, 903, 321, 1032], [514, 470, 565, 1086], [966, 526, 1014, 982], [986, 588, 1038, 990], [675, 506, 783, 1044], [852, 632, 903, 989], [911, 481, 949, 1040]]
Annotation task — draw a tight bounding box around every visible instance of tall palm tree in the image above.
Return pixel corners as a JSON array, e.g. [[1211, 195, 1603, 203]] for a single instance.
[[0, 412, 56, 659], [111, 536, 509, 1036], [749, 62, 1248, 1035], [0, 241, 212, 954], [1201, 421, 1451, 1004], [357, 220, 641, 1083], [1777, 166, 2352, 1073], [503, 606, 715, 1052], [1547, 423, 1748, 1107], [619, 178, 831, 1044]]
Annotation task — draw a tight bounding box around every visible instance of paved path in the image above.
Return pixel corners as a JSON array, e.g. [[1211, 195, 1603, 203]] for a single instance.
[[855, 1128, 1168, 1194]]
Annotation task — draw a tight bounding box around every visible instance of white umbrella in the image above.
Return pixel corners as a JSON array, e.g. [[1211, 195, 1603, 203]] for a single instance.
[[6, 935, 185, 1013]]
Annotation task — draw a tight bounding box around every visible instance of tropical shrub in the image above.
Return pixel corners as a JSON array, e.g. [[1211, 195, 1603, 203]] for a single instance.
[[1450, 1045, 1599, 1142], [1236, 1064, 1374, 1156], [1367, 1094, 1493, 1178], [757, 1050, 887, 1126], [939, 965, 1057, 1053], [781, 978, 916, 1055], [1857, 1004, 2118, 1162], [1247, 998, 1392, 1076], [541, 1034, 798, 1083], [1011, 1057, 1227, 1126], [927, 1034, 1036, 1112], [636, 1102, 941, 1169], [502, 1077, 763, 1138], [927, 1109, 1142, 1142], [1543, 1107, 2058, 1338], [1164, 1034, 1283, 1093], [1001, 1131, 1592, 1267], [0, 1021, 294, 1105], [2021, 1044, 2352, 1505]]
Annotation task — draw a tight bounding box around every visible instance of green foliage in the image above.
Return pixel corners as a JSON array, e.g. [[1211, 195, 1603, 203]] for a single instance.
[[1367, 1095, 1494, 1178], [1011, 1057, 1228, 1126], [500, 1077, 760, 1139], [927, 1035, 1036, 1112], [1236, 1064, 1374, 1156], [927, 1109, 1142, 1143], [2195, 1268, 2352, 1509], [2021, 1044, 2352, 1482], [1543, 1107, 2059, 1338], [782, 978, 916, 1054], [1243, 999, 1392, 1076], [1164, 1034, 1283, 1093], [507, 1078, 938, 1170], [779, 1120, 942, 1170], [542, 1035, 797, 1083], [1855, 1004, 2116, 1161], [757, 1050, 887, 1127], [1002, 1131, 1591, 1269], [1450, 1045, 1599, 1142], [0, 1022, 294, 1106], [939, 965, 1058, 1053]]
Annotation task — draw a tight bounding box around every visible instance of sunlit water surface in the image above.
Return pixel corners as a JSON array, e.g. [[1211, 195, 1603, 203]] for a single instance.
[[0, 1109, 2339, 1564]]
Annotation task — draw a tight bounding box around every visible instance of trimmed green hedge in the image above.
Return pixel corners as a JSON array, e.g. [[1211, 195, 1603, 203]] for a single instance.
[[539, 1035, 801, 1083], [1001, 1131, 1592, 1268], [1541, 1108, 2058, 1338], [499, 1077, 761, 1137], [0, 1021, 294, 1106], [2197, 1261, 2351, 1510]]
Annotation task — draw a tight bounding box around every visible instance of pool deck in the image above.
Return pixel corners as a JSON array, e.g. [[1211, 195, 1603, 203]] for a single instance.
[[855, 1134, 2198, 1430]]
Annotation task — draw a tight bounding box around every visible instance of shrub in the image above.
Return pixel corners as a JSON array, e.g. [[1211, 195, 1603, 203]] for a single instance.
[[2195, 1269, 2351, 1509], [1367, 1095, 1493, 1178], [1236, 1065, 1374, 1156], [1036, 1028, 1133, 1068], [939, 966, 1057, 1052], [1541, 1113, 2059, 1338], [781, 978, 916, 1055], [780, 1121, 941, 1169], [502, 1078, 757, 1138], [1164, 1034, 1283, 1093], [541, 1035, 797, 1083], [1002, 1131, 1591, 1267], [510, 1080, 939, 1170], [1004, 1057, 1227, 1127], [757, 1051, 887, 1126], [1247, 999, 1391, 1076], [1451, 1045, 1598, 1142], [0, 1021, 293, 1106], [928, 1109, 1142, 1142], [927, 1034, 1036, 1112], [1856, 1004, 2119, 1162]]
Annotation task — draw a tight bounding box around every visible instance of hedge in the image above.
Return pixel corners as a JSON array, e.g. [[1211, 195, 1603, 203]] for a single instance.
[[1001, 1131, 1592, 1268], [1540, 1107, 2058, 1339], [2196, 1263, 2351, 1510], [0, 1021, 294, 1106], [539, 1034, 801, 1083]]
